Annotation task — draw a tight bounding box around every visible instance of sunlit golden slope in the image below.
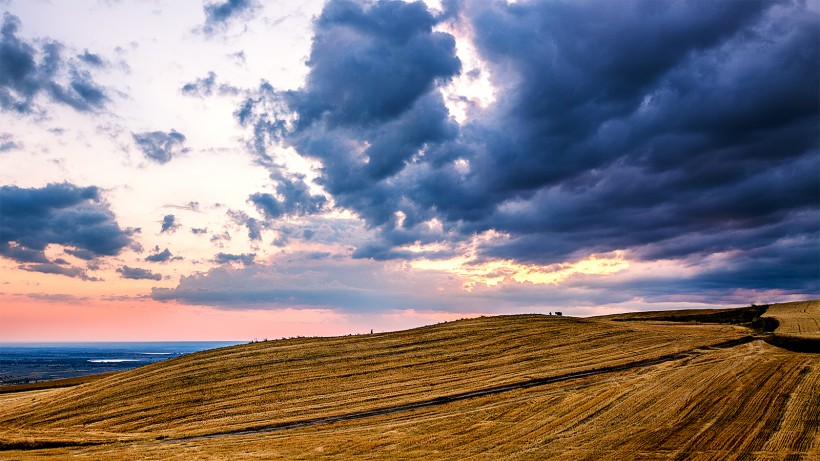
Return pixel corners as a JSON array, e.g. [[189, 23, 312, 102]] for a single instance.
[[0, 301, 817, 460], [764, 300, 820, 339]]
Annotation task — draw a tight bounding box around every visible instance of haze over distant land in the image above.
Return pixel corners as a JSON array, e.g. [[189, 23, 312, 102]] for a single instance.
[[0, 0, 817, 340]]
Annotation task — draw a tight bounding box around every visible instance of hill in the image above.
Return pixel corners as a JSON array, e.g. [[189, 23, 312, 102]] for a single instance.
[[0, 301, 817, 460], [763, 301, 820, 353]]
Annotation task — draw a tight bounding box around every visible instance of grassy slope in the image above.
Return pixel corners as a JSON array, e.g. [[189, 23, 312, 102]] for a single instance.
[[0, 302, 818, 460]]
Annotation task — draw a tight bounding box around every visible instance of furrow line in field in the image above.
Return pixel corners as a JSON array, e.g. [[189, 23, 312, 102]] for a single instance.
[[165, 336, 757, 443]]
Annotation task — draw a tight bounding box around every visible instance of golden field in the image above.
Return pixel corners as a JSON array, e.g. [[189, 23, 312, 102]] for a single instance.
[[764, 301, 820, 340], [0, 300, 817, 460]]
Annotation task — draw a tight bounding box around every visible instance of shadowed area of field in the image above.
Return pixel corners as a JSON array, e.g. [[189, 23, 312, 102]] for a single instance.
[[0, 301, 817, 460]]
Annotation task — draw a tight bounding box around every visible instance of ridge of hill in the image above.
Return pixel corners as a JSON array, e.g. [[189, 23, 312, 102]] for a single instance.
[[600, 300, 820, 353], [0, 301, 817, 460]]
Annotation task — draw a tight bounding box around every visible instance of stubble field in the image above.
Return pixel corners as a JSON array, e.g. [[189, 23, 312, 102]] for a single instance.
[[0, 300, 817, 460]]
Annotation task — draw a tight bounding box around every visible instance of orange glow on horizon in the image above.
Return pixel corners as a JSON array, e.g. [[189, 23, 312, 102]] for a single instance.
[[0, 294, 491, 342], [411, 250, 630, 289], [0, 294, 351, 342]]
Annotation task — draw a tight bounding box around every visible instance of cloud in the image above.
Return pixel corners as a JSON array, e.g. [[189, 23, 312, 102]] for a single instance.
[[0, 13, 108, 113], [24, 292, 90, 303], [21, 262, 99, 281], [151, 254, 472, 312], [236, 0, 461, 220], [160, 214, 179, 234], [228, 50, 246, 65], [132, 130, 188, 164], [48, 66, 107, 111], [210, 230, 232, 245], [249, 174, 327, 219], [0, 183, 132, 272], [64, 247, 96, 261], [245, 217, 262, 241], [0, 132, 19, 152], [164, 201, 201, 212], [227, 209, 264, 241], [180, 71, 239, 97], [678, 234, 819, 295], [77, 50, 104, 67], [145, 247, 175, 263], [152, 251, 737, 314], [214, 252, 255, 265], [235, 0, 817, 298], [202, 0, 258, 34], [117, 265, 162, 281]]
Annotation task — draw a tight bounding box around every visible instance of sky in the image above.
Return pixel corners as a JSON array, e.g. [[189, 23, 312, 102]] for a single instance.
[[0, 0, 817, 341]]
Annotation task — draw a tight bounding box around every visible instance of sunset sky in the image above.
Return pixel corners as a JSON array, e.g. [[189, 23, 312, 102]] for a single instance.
[[1, 0, 817, 341]]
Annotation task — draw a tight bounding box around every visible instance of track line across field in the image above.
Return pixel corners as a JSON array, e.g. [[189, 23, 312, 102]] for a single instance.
[[167, 336, 757, 443]]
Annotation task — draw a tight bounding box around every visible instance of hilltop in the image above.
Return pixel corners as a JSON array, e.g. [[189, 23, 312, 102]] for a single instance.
[[0, 301, 817, 460]]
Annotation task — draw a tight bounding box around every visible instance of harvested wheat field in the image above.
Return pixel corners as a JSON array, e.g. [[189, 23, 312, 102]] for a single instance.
[[0, 301, 818, 460], [763, 301, 820, 353]]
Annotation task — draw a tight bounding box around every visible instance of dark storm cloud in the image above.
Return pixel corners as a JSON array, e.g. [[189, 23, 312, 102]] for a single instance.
[[0, 183, 132, 266], [117, 265, 162, 281], [132, 130, 188, 164], [214, 252, 255, 265], [180, 71, 239, 97], [686, 236, 819, 294], [462, 0, 816, 232], [202, 0, 258, 34], [236, 0, 460, 223], [160, 214, 178, 233], [459, 1, 776, 190], [558, 232, 820, 305], [1, 183, 131, 280], [478, 152, 819, 263], [1, 243, 49, 263], [289, 0, 460, 128], [0, 13, 108, 113], [233, 0, 817, 299]]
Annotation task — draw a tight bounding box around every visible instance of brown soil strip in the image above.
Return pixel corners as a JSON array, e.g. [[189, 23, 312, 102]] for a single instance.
[[166, 335, 758, 444]]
